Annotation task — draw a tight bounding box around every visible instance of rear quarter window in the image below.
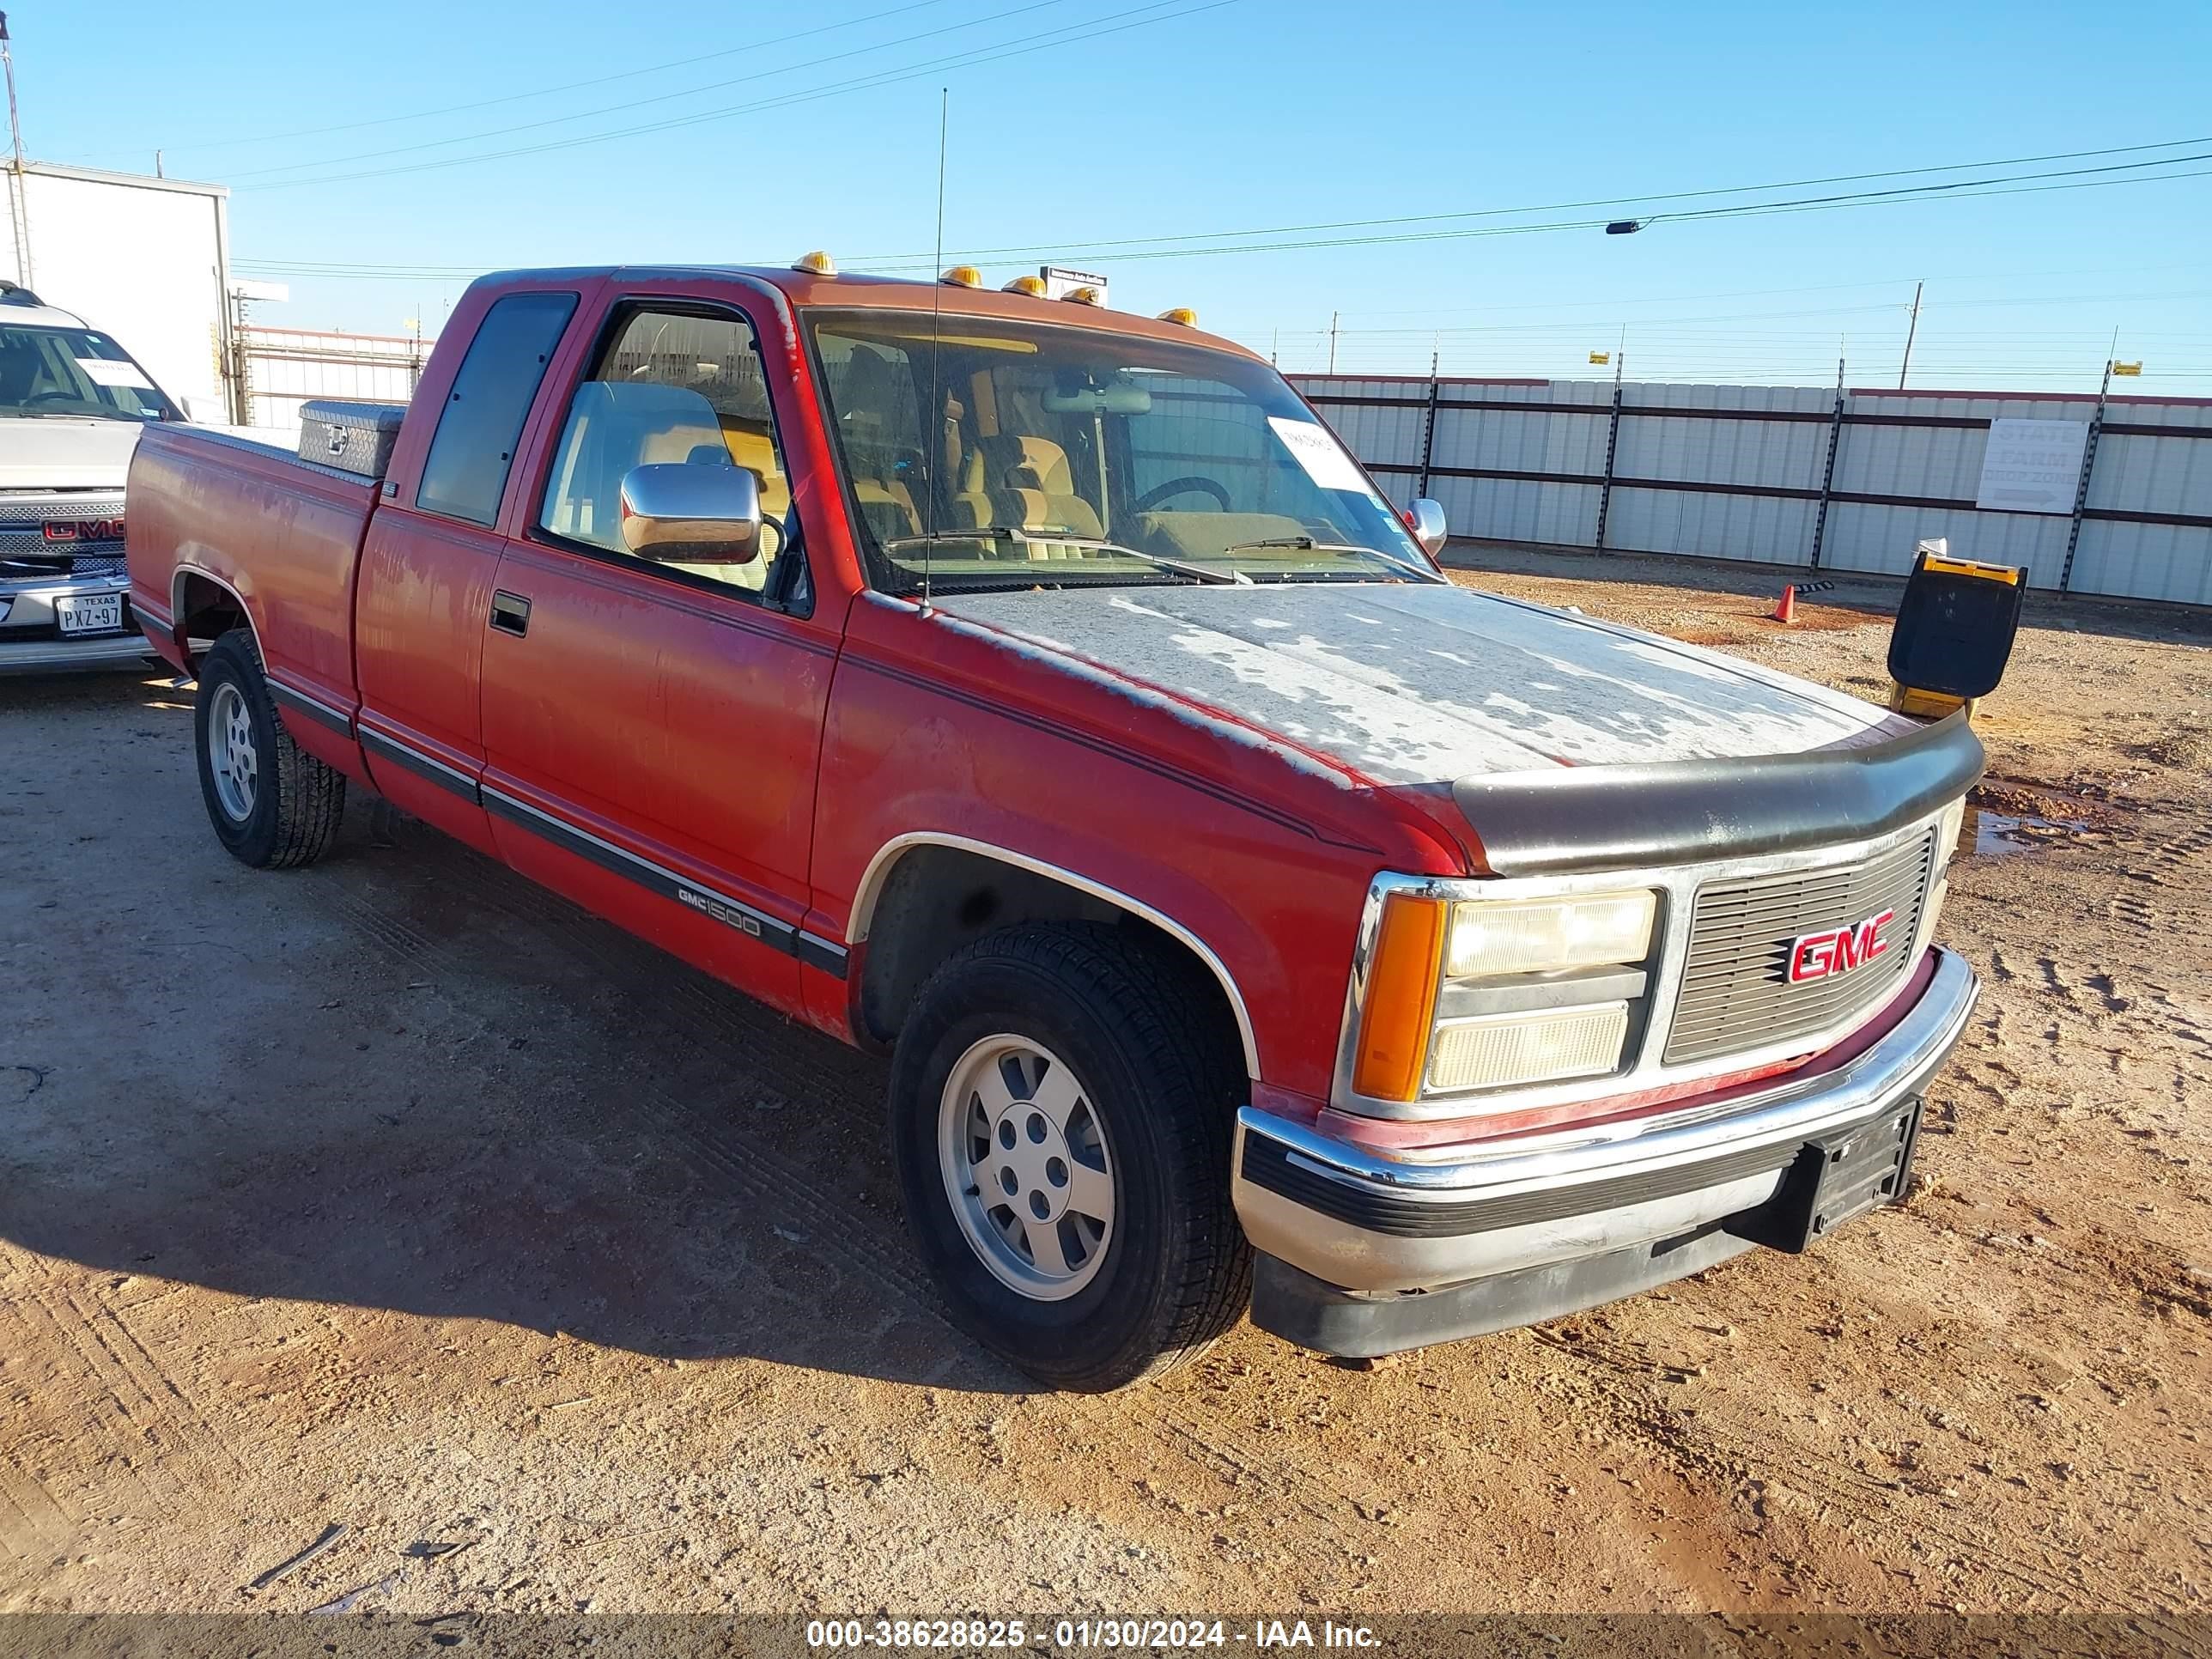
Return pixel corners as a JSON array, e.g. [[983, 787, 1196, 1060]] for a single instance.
[[416, 291, 580, 526]]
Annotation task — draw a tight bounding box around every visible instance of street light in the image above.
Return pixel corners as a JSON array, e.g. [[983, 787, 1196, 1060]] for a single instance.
[[1604, 220, 1647, 235]]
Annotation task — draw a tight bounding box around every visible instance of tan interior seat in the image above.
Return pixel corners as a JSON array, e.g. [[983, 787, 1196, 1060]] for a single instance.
[[541, 381, 770, 590], [834, 346, 923, 543], [955, 435, 1103, 544], [718, 418, 792, 529]]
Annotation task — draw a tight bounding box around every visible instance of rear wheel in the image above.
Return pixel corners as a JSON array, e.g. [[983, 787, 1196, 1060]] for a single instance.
[[194, 628, 345, 868], [890, 922, 1250, 1391]]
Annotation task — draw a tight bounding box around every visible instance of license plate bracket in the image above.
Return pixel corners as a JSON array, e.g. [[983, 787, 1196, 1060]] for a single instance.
[[1725, 1100, 1923, 1254], [55, 592, 125, 636]]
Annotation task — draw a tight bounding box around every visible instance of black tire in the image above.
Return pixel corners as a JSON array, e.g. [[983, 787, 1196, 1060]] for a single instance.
[[193, 628, 346, 869], [889, 921, 1251, 1391]]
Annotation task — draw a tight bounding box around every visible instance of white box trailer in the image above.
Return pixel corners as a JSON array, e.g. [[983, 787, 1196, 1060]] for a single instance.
[[3, 160, 235, 419]]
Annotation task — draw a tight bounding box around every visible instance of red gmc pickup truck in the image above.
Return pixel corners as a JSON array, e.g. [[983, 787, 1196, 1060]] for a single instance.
[[126, 260, 1984, 1391]]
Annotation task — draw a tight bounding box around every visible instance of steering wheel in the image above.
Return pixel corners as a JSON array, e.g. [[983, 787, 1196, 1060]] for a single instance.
[[1133, 477, 1231, 514]]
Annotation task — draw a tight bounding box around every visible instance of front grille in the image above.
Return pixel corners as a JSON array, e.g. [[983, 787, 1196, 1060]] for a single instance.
[[0, 550, 125, 580], [2, 497, 128, 571], [1662, 829, 1937, 1066]]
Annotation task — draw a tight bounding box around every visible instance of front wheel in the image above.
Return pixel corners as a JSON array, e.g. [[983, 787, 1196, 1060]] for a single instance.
[[889, 922, 1250, 1391], [193, 628, 346, 868]]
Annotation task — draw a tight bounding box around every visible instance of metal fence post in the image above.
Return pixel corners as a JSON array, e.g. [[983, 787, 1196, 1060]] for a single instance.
[[2058, 358, 2112, 595], [1808, 356, 1846, 570], [1416, 373, 1441, 499], [1593, 357, 1625, 550]]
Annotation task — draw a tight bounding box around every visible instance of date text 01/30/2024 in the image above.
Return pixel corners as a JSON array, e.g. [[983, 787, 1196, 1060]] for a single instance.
[[804, 1619, 1382, 1649]]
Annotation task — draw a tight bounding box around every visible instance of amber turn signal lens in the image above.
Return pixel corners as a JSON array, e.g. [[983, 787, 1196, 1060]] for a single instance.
[[1352, 894, 1449, 1102]]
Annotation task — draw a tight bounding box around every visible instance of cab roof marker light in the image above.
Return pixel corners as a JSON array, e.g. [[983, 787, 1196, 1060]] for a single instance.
[[790, 250, 837, 276], [1061, 285, 1104, 307], [1001, 275, 1048, 296], [940, 265, 984, 289], [1156, 307, 1199, 326]]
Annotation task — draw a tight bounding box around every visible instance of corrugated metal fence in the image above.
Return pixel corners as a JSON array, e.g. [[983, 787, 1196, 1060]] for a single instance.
[[1288, 375, 2212, 606]]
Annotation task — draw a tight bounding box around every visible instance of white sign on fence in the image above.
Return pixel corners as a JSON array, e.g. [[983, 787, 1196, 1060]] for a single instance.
[[1974, 417, 2091, 514]]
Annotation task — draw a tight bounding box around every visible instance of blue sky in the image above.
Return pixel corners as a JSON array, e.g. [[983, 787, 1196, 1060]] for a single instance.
[[20, 0, 2212, 391]]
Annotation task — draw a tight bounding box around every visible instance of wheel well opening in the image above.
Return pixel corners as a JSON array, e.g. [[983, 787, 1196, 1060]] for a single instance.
[[856, 846, 1247, 1076], [173, 573, 249, 671]]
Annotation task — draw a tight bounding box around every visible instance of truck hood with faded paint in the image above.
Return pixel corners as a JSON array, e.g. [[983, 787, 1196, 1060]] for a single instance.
[[0, 417, 146, 493], [933, 581, 1895, 786]]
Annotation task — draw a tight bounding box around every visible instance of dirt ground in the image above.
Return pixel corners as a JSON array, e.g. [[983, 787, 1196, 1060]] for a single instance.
[[3, 545, 2209, 1626]]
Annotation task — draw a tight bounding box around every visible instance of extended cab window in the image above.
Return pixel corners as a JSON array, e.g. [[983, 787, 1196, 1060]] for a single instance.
[[416, 291, 579, 526], [538, 307, 793, 597]]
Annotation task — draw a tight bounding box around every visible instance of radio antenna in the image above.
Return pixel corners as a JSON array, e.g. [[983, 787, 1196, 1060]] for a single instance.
[[920, 85, 948, 618]]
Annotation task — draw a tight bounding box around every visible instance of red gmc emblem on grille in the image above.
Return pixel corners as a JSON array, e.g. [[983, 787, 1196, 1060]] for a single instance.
[[44, 518, 125, 544], [1788, 908, 1894, 982]]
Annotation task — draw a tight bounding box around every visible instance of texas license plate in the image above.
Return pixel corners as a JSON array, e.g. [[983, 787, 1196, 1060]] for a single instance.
[[55, 593, 124, 635]]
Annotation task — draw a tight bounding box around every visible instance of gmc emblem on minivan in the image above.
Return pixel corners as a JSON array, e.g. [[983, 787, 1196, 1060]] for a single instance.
[[1788, 908, 1895, 983], [45, 517, 125, 544]]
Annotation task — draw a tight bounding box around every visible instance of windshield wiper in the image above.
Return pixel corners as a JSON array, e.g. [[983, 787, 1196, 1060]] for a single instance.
[[1219, 534, 1436, 582], [881, 525, 1250, 586]]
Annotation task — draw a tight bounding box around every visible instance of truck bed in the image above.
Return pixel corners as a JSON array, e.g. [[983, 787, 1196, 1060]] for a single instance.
[[127, 423, 379, 720]]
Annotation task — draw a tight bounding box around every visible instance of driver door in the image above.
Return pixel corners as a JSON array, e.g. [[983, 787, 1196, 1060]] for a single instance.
[[478, 299, 838, 1018]]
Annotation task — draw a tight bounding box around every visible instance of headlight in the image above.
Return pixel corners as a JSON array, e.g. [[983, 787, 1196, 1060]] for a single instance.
[[1352, 888, 1659, 1104], [1445, 892, 1656, 979]]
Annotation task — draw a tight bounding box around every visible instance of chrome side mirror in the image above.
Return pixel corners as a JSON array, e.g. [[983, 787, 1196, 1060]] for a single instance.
[[1407, 498, 1448, 558], [618, 463, 762, 563]]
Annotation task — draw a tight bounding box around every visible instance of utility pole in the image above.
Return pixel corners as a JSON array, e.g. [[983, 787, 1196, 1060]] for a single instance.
[[1, 13, 21, 170], [1, 11, 32, 289], [155, 149, 163, 178], [1897, 280, 1923, 389], [1327, 310, 1339, 375]]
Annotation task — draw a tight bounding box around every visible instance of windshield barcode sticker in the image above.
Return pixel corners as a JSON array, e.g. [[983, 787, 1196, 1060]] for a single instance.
[[1267, 416, 1369, 493]]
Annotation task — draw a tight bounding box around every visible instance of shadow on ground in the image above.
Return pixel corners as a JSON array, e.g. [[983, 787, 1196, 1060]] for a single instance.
[[1, 675, 1024, 1392]]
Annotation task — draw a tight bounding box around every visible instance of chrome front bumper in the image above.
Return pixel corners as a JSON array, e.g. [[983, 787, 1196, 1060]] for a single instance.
[[0, 574, 155, 675], [1234, 945, 1978, 1299]]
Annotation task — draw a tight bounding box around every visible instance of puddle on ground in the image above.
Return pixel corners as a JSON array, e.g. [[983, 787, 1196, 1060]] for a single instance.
[[1958, 806, 2093, 860]]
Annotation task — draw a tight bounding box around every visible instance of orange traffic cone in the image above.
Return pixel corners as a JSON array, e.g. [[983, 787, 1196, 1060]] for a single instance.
[[1773, 584, 1796, 623]]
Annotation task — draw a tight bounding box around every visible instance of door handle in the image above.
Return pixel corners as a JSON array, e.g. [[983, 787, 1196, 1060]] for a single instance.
[[489, 591, 532, 637]]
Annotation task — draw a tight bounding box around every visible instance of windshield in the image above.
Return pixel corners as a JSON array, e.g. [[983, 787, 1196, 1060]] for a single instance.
[[805, 309, 1435, 594], [0, 324, 181, 422]]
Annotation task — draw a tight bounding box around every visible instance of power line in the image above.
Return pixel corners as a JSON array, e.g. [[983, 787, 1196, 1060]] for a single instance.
[[238, 0, 1232, 192], [232, 164, 2212, 294], [920, 157, 2212, 264], [846, 136, 2212, 262], [73, 0, 961, 159], [224, 0, 1082, 183]]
